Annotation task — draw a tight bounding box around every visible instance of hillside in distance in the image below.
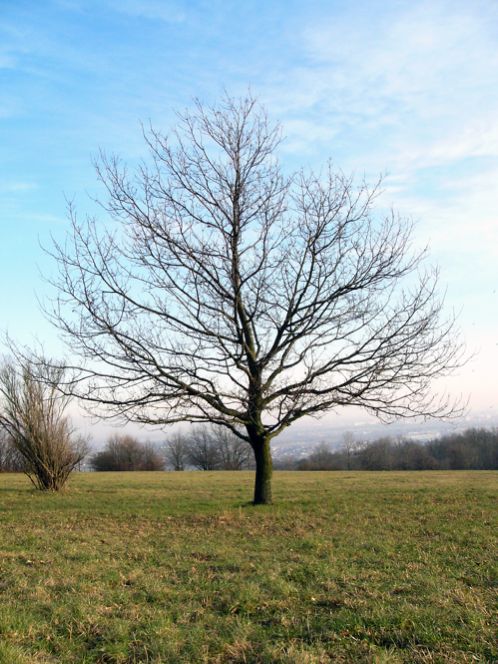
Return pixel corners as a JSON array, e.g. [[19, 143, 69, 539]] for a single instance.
[[271, 410, 498, 459]]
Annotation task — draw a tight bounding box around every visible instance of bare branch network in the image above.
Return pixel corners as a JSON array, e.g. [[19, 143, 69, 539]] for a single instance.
[[45, 95, 463, 502], [0, 357, 87, 490]]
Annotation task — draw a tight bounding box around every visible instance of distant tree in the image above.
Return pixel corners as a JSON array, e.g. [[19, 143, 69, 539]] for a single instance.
[[186, 427, 221, 470], [48, 94, 464, 504], [141, 441, 165, 470], [297, 442, 338, 470], [273, 454, 299, 470], [217, 428, 252, 470], [393, 439, 437, 470], [359, 437, 395, 470], [0, 357, 88, 490], [465, 428, 498, 469], [0, 430, 24, 472], [295, 428, 498, 471], [91, 434, 164, 471], [183, 425, 252, 470], [164, 433, 189, 470], [427, 428, 498, 470], [342, 432, 360, 470]]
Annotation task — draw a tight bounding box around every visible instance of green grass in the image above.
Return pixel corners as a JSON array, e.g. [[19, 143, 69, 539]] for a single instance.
[[0, 471, 496, 663]]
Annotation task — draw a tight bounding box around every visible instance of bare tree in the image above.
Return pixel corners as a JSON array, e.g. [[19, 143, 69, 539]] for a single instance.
[[360, 437, 395, 470], [140, 441, 165, 470], [0, 358, 88, 490], [342, 431, 360, 471], [297, 442, 337, 470], [217, 427, 252, 470], [0, 429, 24, 472], [90, 434, 164, 471], [47, 94, 463, 504], [186, 426, 221, 470], [165, 425, 250, 470], [163, 433, 189, 470], [0, 430, 11, 471]]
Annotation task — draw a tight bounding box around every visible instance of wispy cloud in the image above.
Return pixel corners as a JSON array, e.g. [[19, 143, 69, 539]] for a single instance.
[[281, 119, 340, 155], [257, 0, 498, 277], [0, 181, 38, 193], [53, 0, 186, 22], [255, 2, 498, 406], [0, 0, 496, 414], [107, 0, 186, 23], [0, 54, 16, 69], [390, 167, 498, 257], [263, 1, 498, 171]]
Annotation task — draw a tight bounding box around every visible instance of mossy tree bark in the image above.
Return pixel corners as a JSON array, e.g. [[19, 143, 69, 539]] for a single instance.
[[250, 432, 273, 505]]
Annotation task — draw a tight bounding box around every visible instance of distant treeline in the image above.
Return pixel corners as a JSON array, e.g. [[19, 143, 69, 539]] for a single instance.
[[275, 428, 498, 471], [0, 431, 24, 472], [2, 426, 498, 474], [90, 427, 253, 472]]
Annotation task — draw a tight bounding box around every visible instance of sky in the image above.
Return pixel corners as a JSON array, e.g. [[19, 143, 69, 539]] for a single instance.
[[0, 0, 497, 440]]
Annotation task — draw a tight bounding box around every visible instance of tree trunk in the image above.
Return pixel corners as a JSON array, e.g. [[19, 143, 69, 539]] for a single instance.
[[251, 435, 273, 505]]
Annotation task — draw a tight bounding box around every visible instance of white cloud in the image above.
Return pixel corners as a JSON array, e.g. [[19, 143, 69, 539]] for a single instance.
[[263, 1, 498, 169], [258, 2, 498, 414], [281, 119, 340, 155], [303, 2, 498, 111], [387, 166, 498, 259], [262, 0, 498, 267]]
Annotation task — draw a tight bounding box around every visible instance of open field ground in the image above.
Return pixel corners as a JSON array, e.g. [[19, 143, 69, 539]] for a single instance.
[[0, 471, 496, 663]]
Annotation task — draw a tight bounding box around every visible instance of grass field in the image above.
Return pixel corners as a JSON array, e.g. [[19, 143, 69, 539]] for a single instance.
[[0, 471, 496, 663]]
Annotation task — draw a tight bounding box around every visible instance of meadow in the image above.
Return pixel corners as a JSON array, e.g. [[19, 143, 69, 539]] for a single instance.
[[0, 471, 496, 663]]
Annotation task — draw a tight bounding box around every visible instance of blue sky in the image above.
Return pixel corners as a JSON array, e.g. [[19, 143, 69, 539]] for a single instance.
[[1, 0, 497, 433]]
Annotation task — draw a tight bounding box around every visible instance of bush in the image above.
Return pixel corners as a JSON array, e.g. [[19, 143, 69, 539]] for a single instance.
[[91, 435, 165, 471], [0, 358, 88, 490]]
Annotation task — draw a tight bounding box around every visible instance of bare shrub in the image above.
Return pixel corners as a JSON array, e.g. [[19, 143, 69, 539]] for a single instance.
[[90, 434, 165, 471], [0, 358, 88, 490]]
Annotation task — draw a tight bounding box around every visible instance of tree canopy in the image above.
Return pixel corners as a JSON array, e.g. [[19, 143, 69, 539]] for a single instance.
[[48, 95, 463, 503]]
